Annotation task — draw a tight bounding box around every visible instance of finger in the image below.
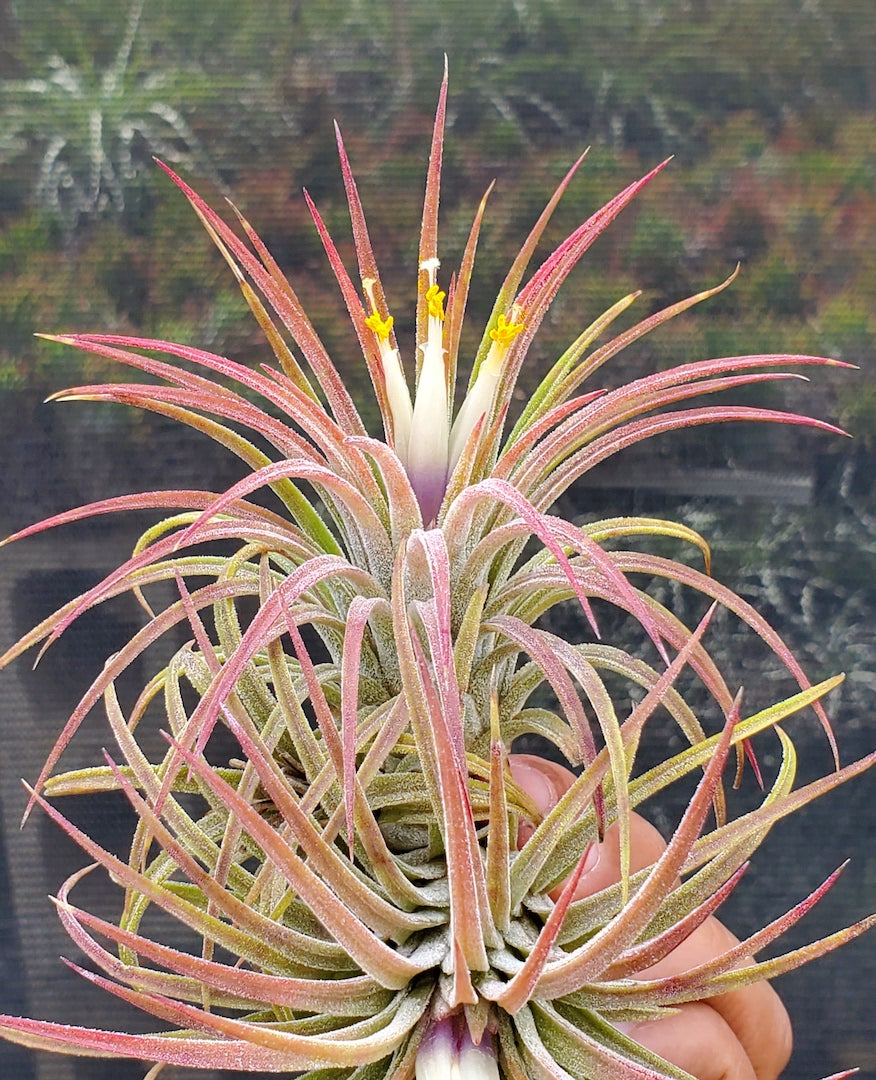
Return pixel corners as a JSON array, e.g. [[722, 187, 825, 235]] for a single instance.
[[640, 917, 792, 1080], [508, 753, 576, 826], [507, 755, 792, 1080], [565, 811, 667, 900], [622, 1002, 757, 1080], [708, 973, 792, 1080], [508, 754, 667, 897]]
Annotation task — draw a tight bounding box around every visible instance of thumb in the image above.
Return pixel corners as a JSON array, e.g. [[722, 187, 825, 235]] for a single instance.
[[508, 753, 667, 900]]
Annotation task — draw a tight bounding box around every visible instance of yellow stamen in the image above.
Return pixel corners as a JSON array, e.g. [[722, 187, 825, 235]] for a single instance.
[[361, 279, 411, 459], [362, 278, 395, 341], [425, 283, 446, 321], [365, 310, 394, 340], [489, 311, 525, 346], [447, 307, 525, 471]]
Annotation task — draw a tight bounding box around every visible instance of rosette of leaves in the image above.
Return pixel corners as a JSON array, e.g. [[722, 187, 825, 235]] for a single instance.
[[0, 68, 872, 1080]]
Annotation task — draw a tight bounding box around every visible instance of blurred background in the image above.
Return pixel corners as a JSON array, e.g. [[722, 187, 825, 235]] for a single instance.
[[0, 1, 873, 1078]]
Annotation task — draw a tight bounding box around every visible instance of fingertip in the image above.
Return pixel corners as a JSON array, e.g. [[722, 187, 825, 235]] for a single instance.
[[507, 754, 670, 900], [508, 754, 575, 816]]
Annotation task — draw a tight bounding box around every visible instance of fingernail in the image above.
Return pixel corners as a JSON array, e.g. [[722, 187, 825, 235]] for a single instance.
[[508, 758, 559, 816], [581, 839, 601, 875]]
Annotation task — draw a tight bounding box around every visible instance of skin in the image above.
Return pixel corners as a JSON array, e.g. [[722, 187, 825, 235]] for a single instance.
[[508, 754, 793, 1080]]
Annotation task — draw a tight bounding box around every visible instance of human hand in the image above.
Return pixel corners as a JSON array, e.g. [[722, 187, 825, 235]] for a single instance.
[[508, 754, 793, 1080]]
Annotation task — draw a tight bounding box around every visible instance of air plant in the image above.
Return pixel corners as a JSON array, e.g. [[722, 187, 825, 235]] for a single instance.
[[0, 67, 872, 1080]]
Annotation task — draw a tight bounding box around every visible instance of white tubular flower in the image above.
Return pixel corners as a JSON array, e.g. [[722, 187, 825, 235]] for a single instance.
[[407, 259, 450, 524], [364, 278, 413, 460], [415, 1017, 500, 1080], [448, 306, 525, 470]]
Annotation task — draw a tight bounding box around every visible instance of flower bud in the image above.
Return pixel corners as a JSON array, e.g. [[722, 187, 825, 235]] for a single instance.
[[415, 1016, 500, 1080]]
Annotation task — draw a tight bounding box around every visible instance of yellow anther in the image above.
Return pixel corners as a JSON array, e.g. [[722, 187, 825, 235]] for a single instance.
[[425, 283, 446, 321], [489, 312, 525, 346], [365, 310, 394, 341]]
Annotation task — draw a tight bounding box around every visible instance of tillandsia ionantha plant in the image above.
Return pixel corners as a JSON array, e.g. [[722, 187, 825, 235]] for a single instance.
[[0, 65, 873, 1080]]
